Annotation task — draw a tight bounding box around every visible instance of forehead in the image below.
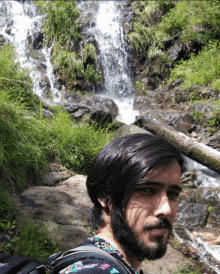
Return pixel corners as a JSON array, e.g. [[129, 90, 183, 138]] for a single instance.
[[144, 161, 181, 187]]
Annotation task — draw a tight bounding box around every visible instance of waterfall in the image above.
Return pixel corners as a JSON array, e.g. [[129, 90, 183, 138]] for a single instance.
[[0, 0, 60, 102], [78, 0, 138, 124], [1, 1, 219, 272]]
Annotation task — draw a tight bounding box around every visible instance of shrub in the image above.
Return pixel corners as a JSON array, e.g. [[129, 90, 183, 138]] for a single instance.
[[39, 0, 81, 47], [0, 45, 38, 108], [50, 111, 114, 173], [0, 95, 53, 188], [169, 41, 220, 88]]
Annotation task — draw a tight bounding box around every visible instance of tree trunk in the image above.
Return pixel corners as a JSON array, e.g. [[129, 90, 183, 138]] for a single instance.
[[136, 116, 220, 174]]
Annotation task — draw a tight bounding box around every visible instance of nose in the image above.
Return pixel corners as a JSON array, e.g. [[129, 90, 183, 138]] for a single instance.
[[154, 193, 172, 218]]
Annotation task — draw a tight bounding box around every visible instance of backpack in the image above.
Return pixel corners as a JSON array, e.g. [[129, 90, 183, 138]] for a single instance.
[[0, 245, 132, 274]]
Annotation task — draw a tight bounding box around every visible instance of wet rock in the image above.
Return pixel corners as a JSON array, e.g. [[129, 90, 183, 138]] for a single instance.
[[176, 202, 209, 228], [39, 75, 51, 89], [33, 32, 43, 49], [181, 170, 198, 188], [62, 93, 119, 124], [65, 92, 81, 104], [36, 63, 47, 74], [0, 34, 6, 47]]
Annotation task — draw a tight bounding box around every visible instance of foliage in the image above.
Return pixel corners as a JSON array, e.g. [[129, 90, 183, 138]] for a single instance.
[[193, 111, 204, 124], [50, 111, 114, 174], [52, 43, 102, 85], [208, 110, 220, 128], [135, 80, 145, 95], [0, 94, 53, 188], [169, 41, 220, 88], [38, 0, 81, 47], [37, 0, 102, 89], [173, 267, 201, 274], [0, 45, 38, 108], [14, 220, 59, 261], [0, 187, 59, 261]]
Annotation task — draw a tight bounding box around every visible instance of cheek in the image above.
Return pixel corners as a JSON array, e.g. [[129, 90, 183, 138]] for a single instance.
[[125, 196, 153, 227]]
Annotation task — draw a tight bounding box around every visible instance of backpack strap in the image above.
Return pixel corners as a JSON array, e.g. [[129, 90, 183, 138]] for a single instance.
[[49, 244, 132, 274]]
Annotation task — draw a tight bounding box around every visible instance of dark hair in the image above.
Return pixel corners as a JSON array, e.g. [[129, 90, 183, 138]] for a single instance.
[[86, 133, 185, 230]]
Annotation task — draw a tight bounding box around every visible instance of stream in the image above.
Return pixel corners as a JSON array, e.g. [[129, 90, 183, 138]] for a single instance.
[[0, 1, 219, 273]]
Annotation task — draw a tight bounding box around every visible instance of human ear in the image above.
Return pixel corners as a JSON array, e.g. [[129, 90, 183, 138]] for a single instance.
[[98, 197, 112, 214]]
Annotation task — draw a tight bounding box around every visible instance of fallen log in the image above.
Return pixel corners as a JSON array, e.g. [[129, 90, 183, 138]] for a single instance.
[[135, 115, 220, 174]]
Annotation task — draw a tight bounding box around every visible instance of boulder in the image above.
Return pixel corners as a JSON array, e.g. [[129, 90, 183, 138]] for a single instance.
[[62, 93, 119, 124], [43, 171, 71, 186], [18, 175, 92, 250], [167, 39, 184, 61], [176, 202, 209, 228]]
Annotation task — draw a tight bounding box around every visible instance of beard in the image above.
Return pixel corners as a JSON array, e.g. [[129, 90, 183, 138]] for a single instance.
[[111, 214, 172, 261]]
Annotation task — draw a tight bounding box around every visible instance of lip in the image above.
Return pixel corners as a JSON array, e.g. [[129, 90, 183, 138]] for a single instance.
[[146, 227, 169, 236]]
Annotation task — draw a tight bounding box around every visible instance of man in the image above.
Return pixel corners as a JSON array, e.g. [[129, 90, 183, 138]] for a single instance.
[[60, 133, 185, 274]]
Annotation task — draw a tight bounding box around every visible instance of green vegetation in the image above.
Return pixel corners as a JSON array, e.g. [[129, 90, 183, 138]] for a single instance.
[[0, 45, 38, 107], [0, 40, 113, 260], [37, 0, 102, 91], [129, 1, 220, 89], [173, 267, 201, 274], [193, 111, 204, 124], [0, 187, 59, 261], [0, 43, 114, 189], [169, 41, 220, 88]]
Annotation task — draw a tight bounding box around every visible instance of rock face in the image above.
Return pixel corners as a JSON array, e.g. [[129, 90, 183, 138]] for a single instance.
[[61, 92, 119, 124], [19, 174, 92, 250]]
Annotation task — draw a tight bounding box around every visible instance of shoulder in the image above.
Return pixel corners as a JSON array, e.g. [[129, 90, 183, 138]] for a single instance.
[[59, 259, 121, 274]]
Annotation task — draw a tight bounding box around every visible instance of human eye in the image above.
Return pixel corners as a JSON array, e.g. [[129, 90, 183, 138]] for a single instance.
[[137, 187, 157, 196], [167, 190, 180, 200]]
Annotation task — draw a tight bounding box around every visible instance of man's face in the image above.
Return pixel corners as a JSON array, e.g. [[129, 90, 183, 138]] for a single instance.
[[111, 161, 182, 261]]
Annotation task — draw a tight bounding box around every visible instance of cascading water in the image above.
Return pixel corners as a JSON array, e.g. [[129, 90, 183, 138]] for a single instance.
[[0, 0, 60, 102], [78, 0, 138, 124]]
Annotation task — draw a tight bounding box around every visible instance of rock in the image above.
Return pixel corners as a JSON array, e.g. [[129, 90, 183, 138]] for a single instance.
[[142, 77, 157, 90], [167, 39, 184, 61], [62, 93, 119, 124], [43, 171, 71, 186], [18, 175, 92, 250], [33, 32, 43, 49], [116, 124, 152, 137], [176, 202, 209, 228], [168, 79, 183, 89], [0, 34, 6, 47], [39, 75, 51, 89]]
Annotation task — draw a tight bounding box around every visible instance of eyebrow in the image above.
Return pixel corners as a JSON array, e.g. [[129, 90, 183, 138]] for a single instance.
[[137, 181, 183, 192]]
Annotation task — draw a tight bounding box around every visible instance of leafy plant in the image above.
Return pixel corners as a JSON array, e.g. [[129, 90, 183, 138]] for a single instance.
[[193, 111, 204, 124], [169, 41, 220, 88], [39, 0, 81, 47], [14, 220, 59, 261]]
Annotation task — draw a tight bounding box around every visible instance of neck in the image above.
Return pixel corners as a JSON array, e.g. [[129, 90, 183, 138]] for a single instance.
[[95, 228, 142, 274]]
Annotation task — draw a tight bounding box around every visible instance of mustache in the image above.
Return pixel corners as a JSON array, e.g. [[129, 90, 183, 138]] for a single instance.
[[144, 218, 172, 230]]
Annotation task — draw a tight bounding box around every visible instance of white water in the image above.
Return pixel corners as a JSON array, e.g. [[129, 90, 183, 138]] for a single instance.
[[0, 1, 60, 102], [79, 0, 138, 124]]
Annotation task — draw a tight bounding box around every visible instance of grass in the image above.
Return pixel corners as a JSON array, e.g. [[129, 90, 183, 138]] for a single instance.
[[0, 43, 114, 190], [169, 41, 220, 88], [37, 0, 102, 90], [0, 187, 59, 261]]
